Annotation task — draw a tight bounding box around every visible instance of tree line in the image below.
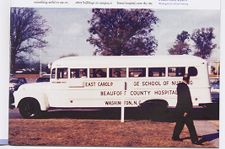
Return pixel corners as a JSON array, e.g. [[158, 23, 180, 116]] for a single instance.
[[168, 29, 216, 59], [10, 8, 217, 74]]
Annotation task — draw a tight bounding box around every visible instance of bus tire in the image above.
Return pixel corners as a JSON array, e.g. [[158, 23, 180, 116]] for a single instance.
[[18, 98, 41, 119]]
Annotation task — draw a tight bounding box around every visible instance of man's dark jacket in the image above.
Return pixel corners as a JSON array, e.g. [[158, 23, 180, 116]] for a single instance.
[[175, 82, 193, 114]]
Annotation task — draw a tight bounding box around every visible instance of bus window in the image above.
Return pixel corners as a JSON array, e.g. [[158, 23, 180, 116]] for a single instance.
[[109, 68, 126, 78], [149, 67, 165, 77], [168, 67, 185, 77], [79, 69, 87, 78], [57, 68, 68, 79], [51, 68, 56, 79], [129, 68, 146, 77], [70, 68, 87, 78], [188, 67, 198, 76], [70, 69, 78, 78], [90, 68, 107, 78]]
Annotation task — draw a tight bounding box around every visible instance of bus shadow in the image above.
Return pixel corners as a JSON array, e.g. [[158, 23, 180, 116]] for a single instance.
[[137, 107, 219, 122], [41, 108, 122, 120], [40, 103, 219, 121]]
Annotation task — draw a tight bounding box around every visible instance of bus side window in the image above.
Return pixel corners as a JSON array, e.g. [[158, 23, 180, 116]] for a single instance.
[[109, 68, 126, 78], [57, 68, 68, 79], [79, 69, 87, 78], [51, 68, 56, 79], [70, 69, 79, 78], [149, 67, 165, 77], [168, 67, 185, 77], [70, 68, 87, 78], [188, 67, 198, 76], [129, 68, 146, 77], [90, 68, 107, 78]]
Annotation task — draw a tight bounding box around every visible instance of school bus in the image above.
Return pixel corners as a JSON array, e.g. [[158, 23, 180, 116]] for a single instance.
[[14, 55, 212, 119]]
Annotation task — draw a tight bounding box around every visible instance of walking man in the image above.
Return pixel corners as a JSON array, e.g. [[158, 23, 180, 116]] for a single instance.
[[172, 74, 200, 145]]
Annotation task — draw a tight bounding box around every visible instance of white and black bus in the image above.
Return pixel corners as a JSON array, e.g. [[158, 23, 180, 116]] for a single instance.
[[14, 55, 212, 120]]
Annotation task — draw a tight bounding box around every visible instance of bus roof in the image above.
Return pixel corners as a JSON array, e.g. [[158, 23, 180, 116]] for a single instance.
[[51, 55, 206, 68]]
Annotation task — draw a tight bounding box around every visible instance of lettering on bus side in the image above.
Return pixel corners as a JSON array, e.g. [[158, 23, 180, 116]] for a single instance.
[[124, 100, 140, 106], [133, 80, 184, 87], [100, 91, 123, 96], [129, 90, 177, 96], [104, 100, 141, 106], [99, 89, 177, 97], [84, 81, 113, 87], [105, 101, 121, 105], [153, 90, 177, 95], [83, 80, 191, 88]]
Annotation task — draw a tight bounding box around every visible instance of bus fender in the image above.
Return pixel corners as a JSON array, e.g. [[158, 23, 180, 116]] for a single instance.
[[17, 93, 49, 111]]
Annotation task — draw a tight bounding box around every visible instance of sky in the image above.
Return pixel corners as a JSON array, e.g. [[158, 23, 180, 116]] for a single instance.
[[36, 8, 220, 63]]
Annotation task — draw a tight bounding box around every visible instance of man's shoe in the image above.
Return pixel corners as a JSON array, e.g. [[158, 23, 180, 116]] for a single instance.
[[172, 137, 183, 141], [192, 141, 203, 145]]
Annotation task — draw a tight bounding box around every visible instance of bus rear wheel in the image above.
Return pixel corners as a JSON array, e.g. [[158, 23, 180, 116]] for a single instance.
[[18, 99, 41, 119], [140, 100, 168, 118]]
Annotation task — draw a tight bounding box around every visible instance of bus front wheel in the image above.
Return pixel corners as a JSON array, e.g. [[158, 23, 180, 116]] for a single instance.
[[18, 98, 41, 119]]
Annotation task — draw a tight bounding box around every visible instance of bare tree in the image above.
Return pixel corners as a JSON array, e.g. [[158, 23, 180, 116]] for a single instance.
[[10, 8, 50, 73]]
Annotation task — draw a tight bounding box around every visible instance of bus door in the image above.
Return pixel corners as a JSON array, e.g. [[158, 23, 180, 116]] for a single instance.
[[48, 67, 71, 107]]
